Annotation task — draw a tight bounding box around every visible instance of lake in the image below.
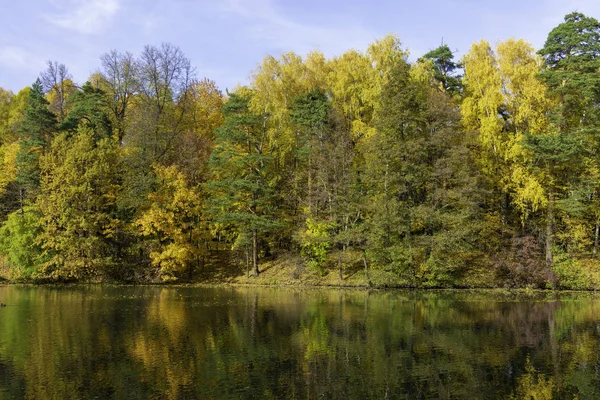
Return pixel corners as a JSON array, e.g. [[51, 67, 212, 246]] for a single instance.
[[0, 286, 598, 399]]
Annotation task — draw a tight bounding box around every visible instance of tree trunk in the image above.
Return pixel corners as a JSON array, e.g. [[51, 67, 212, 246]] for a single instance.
[[252, 229, 259, 277], [245, 246, 250, 278], [363, 251, 370, 283], [546, 193, 554, 267], [19, 188, 24, 216], [594, 220, 599, 258]]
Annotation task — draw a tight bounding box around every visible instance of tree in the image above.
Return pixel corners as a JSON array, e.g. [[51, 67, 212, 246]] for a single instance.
[[61, 82, 112, 140], [290, 88, 362, 278], [15, 79, 57, 206], [40, 61, 76, 123], [117, 43, 196, 220], [136, 164, 206, 281], [538, 12, 600, 260], [99, 50, 137, 144], [523, 133, 583, 267], [0, 206, 44, 278], [538, 12, 600, 131], [420, 44, 462, 94], [0, 87, 29, 220], [207, 92, 281, 277], [361, 52, 429, 284], [173, 79, 224, 186], [37, 126, 120, 280], [135, 42, 194, 162]]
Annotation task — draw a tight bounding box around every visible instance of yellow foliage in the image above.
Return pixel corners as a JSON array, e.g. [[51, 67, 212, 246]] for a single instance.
[[136, 164, 206, 280], [462, 40, 504, 157], [250, 52, 314, 158], [511, 357, 555, 400], [0, 141, 19, 196], [462, 39, 555, 219], [511, 165, 547, 216], [496, 39, 555, 136], [410, 59, 437, 89]]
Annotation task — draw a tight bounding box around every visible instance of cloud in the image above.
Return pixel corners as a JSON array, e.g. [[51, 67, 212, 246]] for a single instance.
[[219, 0, 376, 56], [0, 46, 44, 71], [44, 0, 121, 34]]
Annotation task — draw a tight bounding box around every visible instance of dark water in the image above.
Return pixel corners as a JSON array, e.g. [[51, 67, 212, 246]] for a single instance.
[[0, 286, 599, 399]]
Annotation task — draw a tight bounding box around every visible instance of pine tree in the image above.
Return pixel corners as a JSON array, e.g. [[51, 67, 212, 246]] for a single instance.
[[15, 79, 57, 206], [207, 92, 281, 277]]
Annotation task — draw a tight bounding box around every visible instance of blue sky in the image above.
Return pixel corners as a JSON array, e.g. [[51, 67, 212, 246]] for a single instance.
[[3, 0, 600, 93]]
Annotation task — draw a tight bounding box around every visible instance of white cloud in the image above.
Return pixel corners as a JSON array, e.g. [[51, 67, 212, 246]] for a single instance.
[[44, 0, 121, 34], [219, 0, 377, 56], [0, 46, 44, 71]]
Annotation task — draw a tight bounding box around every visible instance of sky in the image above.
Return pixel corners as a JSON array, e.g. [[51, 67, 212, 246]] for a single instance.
[[3, 0, 600, 94]]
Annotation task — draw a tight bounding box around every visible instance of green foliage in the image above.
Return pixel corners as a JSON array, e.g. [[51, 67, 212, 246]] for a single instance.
[[0, 207, 44, 278], [290, 88, 330, 129], [420, 44, 462, 94], [551, 248, 594, 289], [16, 79, 57, 200], [61, 82, 112, 139], [539, 12, 600, 129], [37, 127, 121, 280], [207, 92, 282, 275], [5, 21, 600, 287], [298, 217, 335, 275]]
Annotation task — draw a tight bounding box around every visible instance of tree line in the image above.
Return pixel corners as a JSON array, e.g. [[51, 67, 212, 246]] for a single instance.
[[1, 12, 600, 288]]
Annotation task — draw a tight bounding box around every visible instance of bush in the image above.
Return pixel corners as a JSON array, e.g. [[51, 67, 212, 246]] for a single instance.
[[494, 236, 555, 288], [0, 207, 44, 279], [298, 218, 335, 275]]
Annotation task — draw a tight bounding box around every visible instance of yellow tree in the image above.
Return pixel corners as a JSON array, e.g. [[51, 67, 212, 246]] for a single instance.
[[462, 39, 559, 270], [175, 78, 224, 186], [136, 164, 206, 281], [462, 39, 551, 218], [0, 142, 18, 198], [328, 35, 407, 141], [250, 52, 316, 160]]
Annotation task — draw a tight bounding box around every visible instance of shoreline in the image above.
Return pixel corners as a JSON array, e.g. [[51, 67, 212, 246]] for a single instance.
[[1, 279, 599, 295]]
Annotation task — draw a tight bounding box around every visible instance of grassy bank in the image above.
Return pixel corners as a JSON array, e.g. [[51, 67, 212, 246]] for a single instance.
[[3, 251, 600, 290]]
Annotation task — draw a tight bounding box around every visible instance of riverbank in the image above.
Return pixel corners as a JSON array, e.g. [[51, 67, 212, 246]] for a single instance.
[[3, 250, 600, 290]]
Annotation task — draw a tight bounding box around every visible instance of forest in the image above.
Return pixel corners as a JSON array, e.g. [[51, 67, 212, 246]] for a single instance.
[[1, 12, 600, 288]]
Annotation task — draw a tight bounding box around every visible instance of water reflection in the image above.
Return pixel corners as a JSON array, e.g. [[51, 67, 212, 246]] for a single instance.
[[0, 286, 598, 399]]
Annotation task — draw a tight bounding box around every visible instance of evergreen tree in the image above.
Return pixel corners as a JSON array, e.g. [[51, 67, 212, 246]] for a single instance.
[[15, 79, 57, 205], [538, 12, 600, 130], [207, 92, 281, 277], [420, 44, 462, 94], [362, 55, 429, 284], [61, 82, 112, 140], [538, 11, 600, 265]]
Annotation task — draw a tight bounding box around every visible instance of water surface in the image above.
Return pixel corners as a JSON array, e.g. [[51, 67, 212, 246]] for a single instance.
[[0, 285, 598, 399]]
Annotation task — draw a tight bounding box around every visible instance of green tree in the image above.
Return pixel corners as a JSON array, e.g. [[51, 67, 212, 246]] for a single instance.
[[420, 44, 462, 94], [207, 92, 281, 277], [538, 12, 600, 261], [37, 126, 120, 280], [15, 79, 57, 207], [362, 53, 429, 284], [538, 12, 600, 131], [0, 206, 44, 278], [61, 82, 112, 139]]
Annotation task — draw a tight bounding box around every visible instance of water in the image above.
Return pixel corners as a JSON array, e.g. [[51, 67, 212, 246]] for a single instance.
[[0, 286, 598, 399]]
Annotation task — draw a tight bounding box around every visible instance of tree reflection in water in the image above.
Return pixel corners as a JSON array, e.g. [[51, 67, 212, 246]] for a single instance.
[[0, 286, 597, 399]]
